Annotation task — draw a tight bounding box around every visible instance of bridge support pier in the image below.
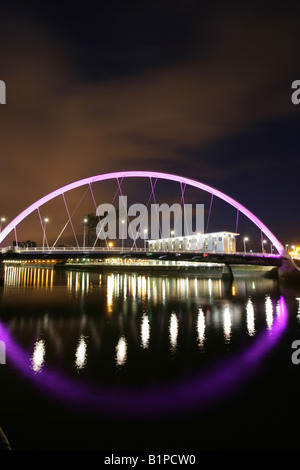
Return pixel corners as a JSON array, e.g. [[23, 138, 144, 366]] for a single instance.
[[221, 264, 234, 282], [278, 257, 300, 280]]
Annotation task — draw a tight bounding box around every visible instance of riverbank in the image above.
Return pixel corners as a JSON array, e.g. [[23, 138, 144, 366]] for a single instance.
[[53, 261, 276, 279], [54, 261, 225, 277]]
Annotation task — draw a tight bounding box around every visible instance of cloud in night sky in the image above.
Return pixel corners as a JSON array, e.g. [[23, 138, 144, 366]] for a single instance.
[[0, 2, 300, 242]]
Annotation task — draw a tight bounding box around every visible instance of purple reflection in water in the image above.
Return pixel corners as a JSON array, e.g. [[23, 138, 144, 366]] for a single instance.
[[0, 296, 287, 418]]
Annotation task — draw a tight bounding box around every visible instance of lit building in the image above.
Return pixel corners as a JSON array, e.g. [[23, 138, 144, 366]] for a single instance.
[[146, 231, 239, 254]]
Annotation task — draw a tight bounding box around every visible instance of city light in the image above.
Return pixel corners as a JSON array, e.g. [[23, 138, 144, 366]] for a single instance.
[[83, 217, 88, 249], [43, 218, 49, 250], [0, 217, 6, 232], [289, 246, 300, 258], [244, 237, 249, 254]]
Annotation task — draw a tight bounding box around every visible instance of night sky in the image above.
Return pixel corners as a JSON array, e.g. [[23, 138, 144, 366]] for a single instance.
[[1, 1, 300, 246]]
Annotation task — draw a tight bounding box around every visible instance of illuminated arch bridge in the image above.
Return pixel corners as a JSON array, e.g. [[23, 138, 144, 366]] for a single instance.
[[0, 171, 298, 279]]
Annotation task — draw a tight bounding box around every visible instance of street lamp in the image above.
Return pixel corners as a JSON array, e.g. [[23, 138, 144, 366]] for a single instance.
[[244, 237, 248, 254], [43, 218, 49, 250], [0, 217, 6, 232], [262, 239, 267, 254], [83, 217, 88, 249]]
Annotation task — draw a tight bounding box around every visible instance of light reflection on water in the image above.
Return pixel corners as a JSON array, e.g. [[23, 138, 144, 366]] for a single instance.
[[223, 305, 231, 343], [141, 314, 150, 349], [31, 339, 46, 373], [197, 308, 205, 347], [0, 265, 287, 395], [265, 295, 273, 330], [169, 313, 178, 352], [246, 298, 255, 336], [75, 335, 88, 371], [116, 336, 127, 366]]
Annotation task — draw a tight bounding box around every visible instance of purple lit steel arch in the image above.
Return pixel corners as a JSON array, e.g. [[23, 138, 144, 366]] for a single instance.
[[0, 170, 285, 254]]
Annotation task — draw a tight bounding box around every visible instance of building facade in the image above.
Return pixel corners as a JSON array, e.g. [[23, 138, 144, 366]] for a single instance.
[[147, 231, 239, 254]]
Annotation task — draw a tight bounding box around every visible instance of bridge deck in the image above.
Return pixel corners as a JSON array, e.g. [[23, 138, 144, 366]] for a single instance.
[[0, 246, 283, 266]]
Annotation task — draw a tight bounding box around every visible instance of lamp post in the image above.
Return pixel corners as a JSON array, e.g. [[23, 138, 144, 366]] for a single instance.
[[0, 217, 6, 232], [83, 217, 88, 249], [262, 239, 266, 254], [43, 218, 49, 250], [244, 237, 248, 254]]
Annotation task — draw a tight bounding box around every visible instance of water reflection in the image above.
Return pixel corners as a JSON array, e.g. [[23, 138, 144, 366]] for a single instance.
[[223, 306, 231, 343], [0, 295, 288, 419], [75, 335, 88, 371], [4, 266, 54, 289], [246, 298, 255, 336], [141, 314, 150, 349], [265, 295, 273, 330], [169, 313, 179, 352], [31, 339, 46, 373], [107, 274, 114, 314], [296, 298, 300, 319], [197, 308, 205, 348], [1, 266, 286, 383], [3, 266, 279, 301], [116, 336, 127, 366]]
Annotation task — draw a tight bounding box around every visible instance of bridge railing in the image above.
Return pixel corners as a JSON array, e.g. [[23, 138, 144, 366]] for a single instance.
[[0, 245, 282, 258], [1, 246, 148, 253]]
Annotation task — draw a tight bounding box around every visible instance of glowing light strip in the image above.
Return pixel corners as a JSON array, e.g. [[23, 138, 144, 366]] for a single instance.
[[0, 171, 285, 255]]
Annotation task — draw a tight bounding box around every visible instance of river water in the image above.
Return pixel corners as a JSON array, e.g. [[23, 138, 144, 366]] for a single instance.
[[0, 264, 300, 450]]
